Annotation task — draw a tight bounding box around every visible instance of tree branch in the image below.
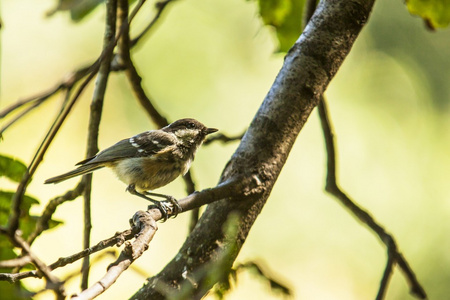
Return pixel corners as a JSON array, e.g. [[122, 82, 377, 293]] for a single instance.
[[27, 181, 86, 245], [203, 131, 244, 145], [117, 0, 168, 128], [131, 1, 376, 298], [0, 228, 135, 283], [130, 0, 177, 47], [80, 0, 118, 290], [72, 210, 158, 300], [12, 232, 65, 299], [7, 64, 99, 236], [317, 97, 427, 299], [0, 256, 32, 269]]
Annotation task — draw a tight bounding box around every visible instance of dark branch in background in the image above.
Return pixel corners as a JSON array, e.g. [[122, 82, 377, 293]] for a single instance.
[[0, 65, 91, 133], [117, 0, 205, 231], [1, 100, 49, 134], [317, 97, 426, 299], [27, 181, 86, 245], [81, 0, 118, 290], [7, 62, 100, 236], [117, 0, 169, 128], [183, 170, 198, 232], [300, 0, 425, 297], [204, 131, 244, 145], [377, 247, 396, 300], [130, 0, 177, 47]]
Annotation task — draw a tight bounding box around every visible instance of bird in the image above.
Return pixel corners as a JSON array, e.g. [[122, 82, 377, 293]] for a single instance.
[[45, 118, 218, 219]]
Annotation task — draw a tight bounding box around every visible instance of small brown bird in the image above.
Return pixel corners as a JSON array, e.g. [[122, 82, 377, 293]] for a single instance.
[[45, 118, 218, 219]]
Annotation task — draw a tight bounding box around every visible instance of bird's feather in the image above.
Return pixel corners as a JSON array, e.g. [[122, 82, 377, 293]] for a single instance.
[[76, 131, 177, 166]]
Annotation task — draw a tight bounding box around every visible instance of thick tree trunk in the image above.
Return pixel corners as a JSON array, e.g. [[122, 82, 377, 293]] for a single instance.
[[131, 0, 375, 298]]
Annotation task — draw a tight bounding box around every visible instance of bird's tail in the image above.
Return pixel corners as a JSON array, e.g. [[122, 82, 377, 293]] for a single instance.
[[44, 164, 104, 184]]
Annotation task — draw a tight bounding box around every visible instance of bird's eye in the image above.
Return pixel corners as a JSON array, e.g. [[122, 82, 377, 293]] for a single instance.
[[187, 122, 195, 129]]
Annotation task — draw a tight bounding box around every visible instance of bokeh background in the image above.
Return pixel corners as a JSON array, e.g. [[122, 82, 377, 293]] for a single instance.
[[1, 0, 449, 299]]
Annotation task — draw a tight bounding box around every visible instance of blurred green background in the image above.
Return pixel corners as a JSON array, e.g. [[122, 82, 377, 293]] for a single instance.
[[1, 0, 449, 299]]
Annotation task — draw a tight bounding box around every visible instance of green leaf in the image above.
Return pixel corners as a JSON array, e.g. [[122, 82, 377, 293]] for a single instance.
[[258, 0, 292, 27], [0, 191, 62, 238], [47, 0, 105, 22], [0, 273, 32, 299], [0, 236, 33, 299], [406, 0, 450, 29], [0, 155, 27, 183], [0, 191, 39, 227], [256, 0, 306, 52]]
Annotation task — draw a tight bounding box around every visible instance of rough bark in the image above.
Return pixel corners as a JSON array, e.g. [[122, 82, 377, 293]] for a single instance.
[[131, 0, 375, 298]]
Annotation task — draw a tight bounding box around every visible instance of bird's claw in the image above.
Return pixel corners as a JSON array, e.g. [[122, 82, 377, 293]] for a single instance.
[[147, 198, 181, 222]]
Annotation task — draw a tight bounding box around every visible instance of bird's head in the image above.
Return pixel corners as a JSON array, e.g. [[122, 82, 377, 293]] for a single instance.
[[163, 118, 218, 147]]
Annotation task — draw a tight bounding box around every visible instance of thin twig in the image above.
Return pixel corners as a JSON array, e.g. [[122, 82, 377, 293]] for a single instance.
[[317, 97, 427, 299], [300, 0, 426, 297], [1, 100, 44, 134], [0, 65, 92, 129], [0, 85, 62, 119], [183, 171, 199, 233], [13, 233, 66, 299], [28, 181, 86, 245], [0, 256, 32, 269], [117, 0, 168, 128], [0, 229, 135, 283], [72, 210, 158, 299], [7, 0, 149, 237], [130, 0, 177, 47], [0, 177, 252, 285], [7, 67, 99, 235], [376, 246, 396, 300], [204, 132, 244, 145], [81, 0, 118, 290]]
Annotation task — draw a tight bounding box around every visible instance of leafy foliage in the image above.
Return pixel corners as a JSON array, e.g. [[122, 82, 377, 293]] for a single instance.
[[406, 0, 450, 29], [256, 0, 306, 52], [0, 155, 27, 183], [0, 155, 62, 271]]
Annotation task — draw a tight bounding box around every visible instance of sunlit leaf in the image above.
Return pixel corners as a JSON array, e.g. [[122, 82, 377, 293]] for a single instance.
[[258, 0, 292, 27], [256, 0, 306, 52], [0, 155, 27, 183], [406, 0, 450, 29]]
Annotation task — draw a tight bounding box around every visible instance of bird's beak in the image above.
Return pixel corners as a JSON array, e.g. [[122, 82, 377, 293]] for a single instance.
[[206, 127, 218, 135]]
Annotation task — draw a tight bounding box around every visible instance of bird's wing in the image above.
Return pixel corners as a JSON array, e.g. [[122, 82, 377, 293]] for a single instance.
[[76, 130, 176, 166]]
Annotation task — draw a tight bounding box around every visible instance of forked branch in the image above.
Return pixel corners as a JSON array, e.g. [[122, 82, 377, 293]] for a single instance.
[[317, 97, 426, 299]]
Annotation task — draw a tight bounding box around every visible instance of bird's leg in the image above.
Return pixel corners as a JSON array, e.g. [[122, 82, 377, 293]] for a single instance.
[[126, 184, 170, 221], [144, 191, 182, 218]]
